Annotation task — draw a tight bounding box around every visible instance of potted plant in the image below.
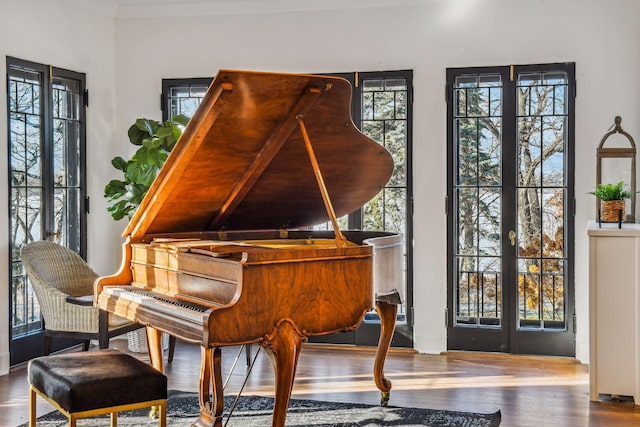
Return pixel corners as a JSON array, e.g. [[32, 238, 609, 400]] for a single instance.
[[589, 181, 636, 222], [104, 115, 189, 221]]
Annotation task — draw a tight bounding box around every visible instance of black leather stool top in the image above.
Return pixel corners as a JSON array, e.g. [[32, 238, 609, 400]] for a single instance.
[[28, 349, 167, 413]]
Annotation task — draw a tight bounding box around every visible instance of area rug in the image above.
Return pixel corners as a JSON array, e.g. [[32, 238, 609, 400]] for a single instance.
[[24, 390, 501, 426]]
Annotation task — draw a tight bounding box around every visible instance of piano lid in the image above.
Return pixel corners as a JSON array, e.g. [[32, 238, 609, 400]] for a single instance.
[[126, 70, 394, 239]]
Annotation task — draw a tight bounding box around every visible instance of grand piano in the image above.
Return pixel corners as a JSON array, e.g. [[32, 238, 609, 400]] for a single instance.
[[96, 70, 403, 427]]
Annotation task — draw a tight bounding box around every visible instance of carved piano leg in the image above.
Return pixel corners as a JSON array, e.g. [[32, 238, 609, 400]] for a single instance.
[[262, 319, 305, 427], [374, 300, 398, 406], [192, 347, 224, 427]]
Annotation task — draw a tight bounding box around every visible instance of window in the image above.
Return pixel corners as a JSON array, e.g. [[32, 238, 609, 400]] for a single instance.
[[162, 78, 212, 120], [7, 57, 87, 365]]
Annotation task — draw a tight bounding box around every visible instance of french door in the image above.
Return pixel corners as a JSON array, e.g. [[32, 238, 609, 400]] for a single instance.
[[7, 57, 87, 365], [446, 63, 575, 356]]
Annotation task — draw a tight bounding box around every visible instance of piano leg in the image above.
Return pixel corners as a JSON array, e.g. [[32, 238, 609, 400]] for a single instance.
[[192, 346, 224, 427], [147, 326, 165, 419], [262, 319, 305, 427], [374, 300, 398, 406], [147, 326, 165, 373]]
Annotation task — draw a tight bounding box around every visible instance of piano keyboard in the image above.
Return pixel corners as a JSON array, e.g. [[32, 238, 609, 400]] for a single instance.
[[103, 286, 211, 324]]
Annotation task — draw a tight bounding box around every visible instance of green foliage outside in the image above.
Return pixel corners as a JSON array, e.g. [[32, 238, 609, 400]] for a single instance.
[[589, 181, 637, 201], [104, 115, 190, 221]]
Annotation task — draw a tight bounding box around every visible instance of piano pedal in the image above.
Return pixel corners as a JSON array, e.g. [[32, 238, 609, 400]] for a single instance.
[[224, 345, 262, 426]]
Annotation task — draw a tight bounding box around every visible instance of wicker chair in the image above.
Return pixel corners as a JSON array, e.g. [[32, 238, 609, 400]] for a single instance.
[[21, 240, 145, 356]]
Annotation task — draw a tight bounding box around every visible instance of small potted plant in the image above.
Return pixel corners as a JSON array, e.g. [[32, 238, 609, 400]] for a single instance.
[[589, 181, 636, 222]]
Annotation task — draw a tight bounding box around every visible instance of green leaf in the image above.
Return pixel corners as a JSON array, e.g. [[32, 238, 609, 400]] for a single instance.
[[171, 114, 190, 127], [107, 199, 130, 221], [127, 124, 146, 145], [111, 156, 128, 171], [126, 161, 158, 187], [104, 179, 127, 199], [135, 146, 167, 166], [135, 118, 157, 136], [125, 182, 149, 206], [142, 136, 163, 149], [155, 126, 174, 138]]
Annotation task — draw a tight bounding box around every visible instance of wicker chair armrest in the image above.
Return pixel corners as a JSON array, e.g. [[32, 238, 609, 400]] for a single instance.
[[35, 285, 100, 333], [66, 295, 94, 306]]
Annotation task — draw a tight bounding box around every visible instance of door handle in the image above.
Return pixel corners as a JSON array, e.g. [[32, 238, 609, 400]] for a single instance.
[[508, 230, 516, 246]]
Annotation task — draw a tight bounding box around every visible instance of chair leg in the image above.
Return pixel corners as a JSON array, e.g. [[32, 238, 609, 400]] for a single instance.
[[43, 334, 52, 356], [159, 401, 167, 427], [167, 335, 176, 363], [98, 310, 110, 349], [82, 340, 91, 351], [110, 411, 118, 427]]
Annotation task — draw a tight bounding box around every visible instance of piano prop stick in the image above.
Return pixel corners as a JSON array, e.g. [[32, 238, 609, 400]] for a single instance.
[[96, 70, 403, 427], [296, 114, 348, 248]]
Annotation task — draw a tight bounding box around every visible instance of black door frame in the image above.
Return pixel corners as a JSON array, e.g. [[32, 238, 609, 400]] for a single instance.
[[446, 63, 575, 356], [7, 57, 88, 365]]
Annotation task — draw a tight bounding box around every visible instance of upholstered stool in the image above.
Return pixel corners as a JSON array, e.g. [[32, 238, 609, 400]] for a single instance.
[[28, 349, 167, 427]]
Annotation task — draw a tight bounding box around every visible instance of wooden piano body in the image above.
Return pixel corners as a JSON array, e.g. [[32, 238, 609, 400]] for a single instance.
[[96, 70, 402, 427]]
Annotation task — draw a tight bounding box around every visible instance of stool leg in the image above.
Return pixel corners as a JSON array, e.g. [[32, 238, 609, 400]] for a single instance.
[[69, 414, 76, 427], [29, 387, 36, 427], [110, 411, 118, 427], [159, 401, 167, 427]]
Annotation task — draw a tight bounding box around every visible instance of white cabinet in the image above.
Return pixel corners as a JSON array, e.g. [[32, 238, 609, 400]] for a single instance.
[[588, 221, 640, 404]]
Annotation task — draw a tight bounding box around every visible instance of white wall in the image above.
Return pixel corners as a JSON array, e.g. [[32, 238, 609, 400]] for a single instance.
[[112, 0, 640, 362], [0, 0, 118, 374], [2, 0, 639, 374]]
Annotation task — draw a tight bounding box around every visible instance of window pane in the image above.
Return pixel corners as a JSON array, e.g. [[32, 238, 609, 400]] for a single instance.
[[168, 83, 209, 118], [385, 120, 406, 186], [384, 188, 406, 234]]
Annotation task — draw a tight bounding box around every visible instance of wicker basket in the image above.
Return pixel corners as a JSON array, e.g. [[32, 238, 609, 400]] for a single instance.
[[601, 200, 625, 222], [127, 329, 170, 353]]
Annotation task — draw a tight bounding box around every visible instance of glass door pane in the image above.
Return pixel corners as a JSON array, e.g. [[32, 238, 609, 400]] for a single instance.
[[7, 58, 87, 365], [52, 75, 83, 252], [453, 73, 503, 328], [8, 65, 45, 339], [516, 71, 569, 330]]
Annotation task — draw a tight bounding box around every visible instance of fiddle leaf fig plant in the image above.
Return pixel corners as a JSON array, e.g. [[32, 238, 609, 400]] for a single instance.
[[104, 114, 190, 220]]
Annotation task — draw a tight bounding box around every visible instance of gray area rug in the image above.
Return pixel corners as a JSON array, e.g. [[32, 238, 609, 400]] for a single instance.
[[24, 390, 501, 426]]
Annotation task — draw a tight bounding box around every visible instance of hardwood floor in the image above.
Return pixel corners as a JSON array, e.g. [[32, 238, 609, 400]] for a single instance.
[[1, 339, 639, 426]]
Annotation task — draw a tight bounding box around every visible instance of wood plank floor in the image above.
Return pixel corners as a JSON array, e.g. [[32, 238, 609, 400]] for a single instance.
[[1, 339, 640, 426]]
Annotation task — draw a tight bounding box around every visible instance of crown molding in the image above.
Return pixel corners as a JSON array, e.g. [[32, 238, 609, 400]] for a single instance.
[[113, 0, 434, 19]]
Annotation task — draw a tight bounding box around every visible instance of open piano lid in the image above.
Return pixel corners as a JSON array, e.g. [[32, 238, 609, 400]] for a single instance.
[[126, 70, 394, 240]]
